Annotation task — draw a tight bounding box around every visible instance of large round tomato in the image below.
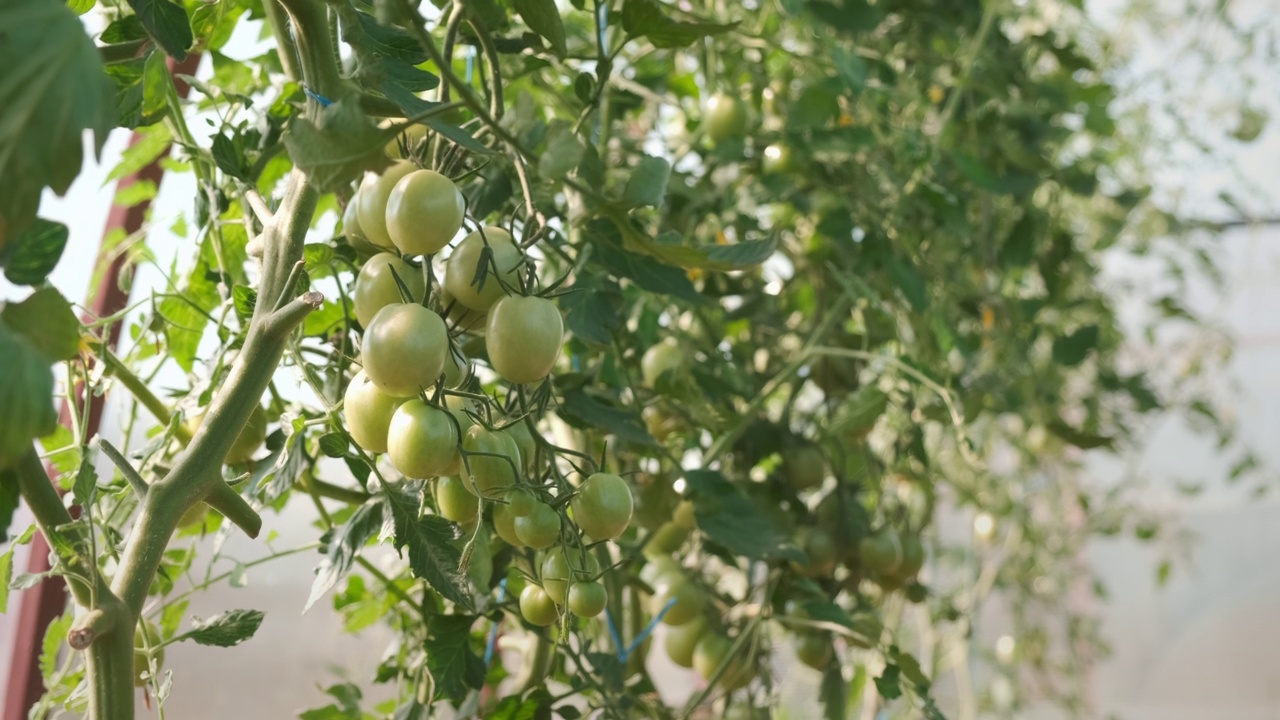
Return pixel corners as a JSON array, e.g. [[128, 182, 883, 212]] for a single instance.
[[436, 475, 478, 524], [783, 442, 826, 492], [567, 580, 607, 618], [387, 400, 459, 478], [361, 304, 448, 398], [485, 295, 563, 384], [570, 472, 633, 541], [514, 501, 561, 550], [443, 227, 524, 312], [692, 633, 751, 690], [343, 370, 405, 453], [133, 622, 164, 687], [663, 615, 706, 668], [356, 161, 416, 249], [385, 169, 465, 256], [704, 93, 749, 144], [492, 501, 524, 547], [541, 546, 600, 606], [794, 631, 833, 670], [650, 574, 703, 626], [461, 425, 520, 499], [353, 253, 424, 328], [519, 584, 559, 627], [641, 340, 684, 388]]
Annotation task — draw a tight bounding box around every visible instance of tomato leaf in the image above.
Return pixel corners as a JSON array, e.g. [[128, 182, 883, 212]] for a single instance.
[[422, 614, 484, 701], [609, 215, 777, 271], [0, 323, 58, 470], [588, 221, 701, 302], [819, 661, 848, 720], [560, 277, 623, 345], [126, 0, 193, 59], [1, 287, 82, 362], [557, 388, 656, 447], [1052, 324, 1099, 366], [487, 694, 549, 720], [539, 122, 585, 180], [283, 96, 394, 193], [513, 0, 568, 57], [252, 431, 311, 501], [620, 0, 738, 49], [3, 220, 69, 287], [682, 470, 805, 562], [180, 609, 265, 647], [622, 155, 671, 208], [385, 488, 474, 610], [305, 500, 383, 612]]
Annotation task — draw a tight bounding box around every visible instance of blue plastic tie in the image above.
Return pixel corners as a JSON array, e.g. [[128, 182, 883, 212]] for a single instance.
[[484, 577, 509, 665], [618, 597, 676, 663], [604, 606, 626, 658], [303, 86, 332, 107]]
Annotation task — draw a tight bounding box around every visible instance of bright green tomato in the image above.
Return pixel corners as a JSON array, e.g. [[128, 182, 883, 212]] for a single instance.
[[519, 585, 559, 627], [385, 169, 465, 256], [387, 400, 459, 478], [794, 632, 833, 670], [567, 580, 608, 618], [485, 295, 564, 384], [343, 370, 405, 453], [663, 615, 706, 668], [503, 420, 538, 472], [641, 340, 684, 388], [762, 143, 796, 174], [541, 546, 600, 605], [442, 348, 469, 388], [507, 486, 537, 517], [436, 475, 478, 524], [692, 633, 751, 690], [571, 472, 634, 541], [356, 161, 415, 249], [651, 574, 703, 626], [361, 303, 448, 398], [858, 530, 901, 575], [462, 425, 520, 499], [443, 227, 524, 312], [353, 253, 424, 328], [783, 442, 826, 492], [514, 501, 561, 550], [492, 501, 524, 547], [133, 622, 163, 687], [704, 93, 749, 144]]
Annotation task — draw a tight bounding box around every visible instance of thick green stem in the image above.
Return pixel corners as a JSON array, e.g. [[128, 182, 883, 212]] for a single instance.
[[10, 448, 92, 606], [265, 0, 303, 82]]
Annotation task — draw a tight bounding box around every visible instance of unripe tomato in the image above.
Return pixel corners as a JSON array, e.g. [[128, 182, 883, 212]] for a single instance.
[[492, 501, 524, 547], [436, 475, 478, 524], [185, 404, 268, 465], [503, 420, 538, 473], [485, 295, 564, 384], [792, 527, 838, 578], [387, 400, 459, 478], [848, 611, 883, 649], [692, 633, 751, 690], [341, 191, 373, 252], [353, 253, 424, 328], [858, 530, 901, 575], [514, 501, 561, 550], [642, 404, 680, 441], [541, 546, 600, 605], [507, 486, 537, 517], [178, 504, 208, 529], [442, 348, 469, 389], [794, 631, 833, 670], [361, 304, 448, 398], [356, 161, 416, 249], [519, 584, 559, 627], [898, 534, 925, 579], [440, 288, 488, 335], [343, 370, 405, 453], [632, 473, 678, 531], [783, 442, 825, 492], [385, 169, 465, 256], [382, 121, 427, 158], [904, 581, 927, 604], [462, 425, 520, 499], [672, 500, 697, 529], [639, 556, 682, 589], [762, 143, 796, 174], [567, 580, 608, 617], [570, 473, 634, 541], [641, 520, 691, 556], [443, 227, 524, 312], [133, 621, 164, 687], [641, 340, 684, 388], [663, 615, 706, 668], [651, 574, 703, 626], [704, 93, 749, 144]]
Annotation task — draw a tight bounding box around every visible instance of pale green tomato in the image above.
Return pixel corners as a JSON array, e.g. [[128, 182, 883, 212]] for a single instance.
[[541, 546, 600, 605], [387, 400, 459, 478], [672, 500, 697, 529], [791, 527, 838, 578], [443, 227, 524, 311], [507, 486, 537, 517], [361, 303, 448, 398], [485, 295, 563, 384], [343, 370, 405, 453], [356, 161, 415, 249], [519, 585, 558, 627], [439, 288, 488, 335], [436, 475, 478, 524], [177, 504, 208, 529], [783, 442, 826, 492], [385, 169, 465, 256], [492, 501, 525, 547], [762, 143, 796, 174], [898, 534, 925, 578], [639, 555, 682, 587], [858, 529, 901, 575], [353, 253, 425, 328], [382, 121, 427, 158], [704, 93, 749, 144], [442, 347, 469, 388], [641, 340, 684, 388], [794, 632, 833, 670], [503, 419, 538, 472], [693, 633, 751, 690], [651, 574, 704, 626], [570, 472, 633, 541], [663, 615, 706, 668], [567, 581, 608, 617], [462, 425, 520, 499], [642, 522, 689, 558], [514, 501, 561, 550]]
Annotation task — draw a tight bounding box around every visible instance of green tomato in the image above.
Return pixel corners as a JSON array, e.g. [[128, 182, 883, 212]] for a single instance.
[[693, 633, 751, 690], [225, 404, 268, 464], [641, 340, 684, 388], [440, 288, 488, 335], [704, 93, 749, 144], [651, 574, 703, 626], [382, 121, 427, 159], [507, 486, 537, 517], [570, 472, 634, 541], [783, 442, 826, 492], [484, 295, 564, 384], [792, 527, 838, 578], [385, 169, 465, 256], [567, 580, 608, 618], [442, 347, 469, 389], [387, 400, 459, 478], [904, 581, 927, 604], [643, 522, 689, 559], [343, 370, 406, 453], [503, 419, 538, 473], [632, 473, 678, 531], [361, 303, 448, 398], [353, 253, 425, 328], [859, 530, 901, 575], [672, 500, 697, 529], [356, 161, 416, 249], [541, 546, 600, 606], [794, 631, 833, 670], [443, 227, 524, 312], [462, 425, 521, 499], [663, 615, 706, 668], [519, 584, 559, 627], [177, 504, 208, 529], [848, 611, 883, 649], [898, 534, 925, 579], [436, 475, 478, 524], [342, 190, 385, 258], [133, 621, 164, 687], [762, 143, 796, 174], [514, 501, 561, 550], [492, 501, 525, 547]]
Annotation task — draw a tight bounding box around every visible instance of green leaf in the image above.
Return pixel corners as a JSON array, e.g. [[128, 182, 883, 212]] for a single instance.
[[423, 614, 485, 701], [318, 433, 349, 459], [140, 49, 169, 122], [305, 500, 382, 612], [819, 661, 848, 720], [126, 0, 193, 59], [488, 694, 546, 720], [513, 0, 568, 56], [283, 96, 394, 192], [621, 0, 738, 49], [72, 458, 97, 508], [107, 123, 172, 181], [392, 700, 428, 720], [682, 470, 804, 562], [39, 611, 72, 682], [0, 0, 116, 238], [67, 0, 95, 14], [1046, 419, 1114, 450], [560, 278, 623, 344], [3, 220, 69, 287], [0, 323, 57, 470], [622, 155, 671, 208], [181, 609, 265, 647], [610, 216, 777, 271], [211, 132, 251, 181], [539, 122, 585, 180], [1, 287, 81, 362], [874, 662, 902, 699], [589, 222, 700, 302], [252, 431, 311, 501], [385, 489, 474, 609], [557, 388, 656, 446], [806, 0, 882, 32], [1052, 325, 1098, 366]]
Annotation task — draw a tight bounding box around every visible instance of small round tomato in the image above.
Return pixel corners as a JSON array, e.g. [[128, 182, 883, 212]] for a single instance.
[[514, 501, 561, 550], [507, 486, 537, 517], [663, 615, 706, 668], [492, 501, 524, 547], [642, 405, 680, 441], [794, 632, 833, 670], [133, 622, 164, 687], [641, 340, 684, 388], [443, 227, 524, 312], [704, 93, 749, 144], [519, 584, 559, 627], [439, 288, 488, 335], [898, 534, 925, 579], [762, 143, 796, 174], [783, 442, 825, 492], [692, 633, 751, 690], [858, 530, 901, 575], [503, 420, 538, 473], [436, 475, 478, 524], [385, 169, 465, 256], [344, 370, 405, 453], [356, 161, 416, 249], [570, 473, 633, 541], [387, 400, 459, 478], [442, 348, 469, 389], [651, 574, 703, 626], [904, 581, 927, 604], [541, 546, 600, 606], [361, 303, 448, 398], [792, 527, 838, 578], [485, 295, 563, 384], [462, 425, 520, 499], [353, 253, 425, 328], [567, 580, 607, 618]]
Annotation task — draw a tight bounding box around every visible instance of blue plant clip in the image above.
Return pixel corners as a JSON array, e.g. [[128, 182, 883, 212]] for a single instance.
[[604, 606, 626, 658], [303, 85, 333, 108], [484, 577, 509, 666], [616, 597, 677, 663]]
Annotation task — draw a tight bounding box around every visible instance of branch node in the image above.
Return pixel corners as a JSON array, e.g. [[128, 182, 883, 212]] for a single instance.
[[68, 608, 115, 651], [96, 439, 149, 498]]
